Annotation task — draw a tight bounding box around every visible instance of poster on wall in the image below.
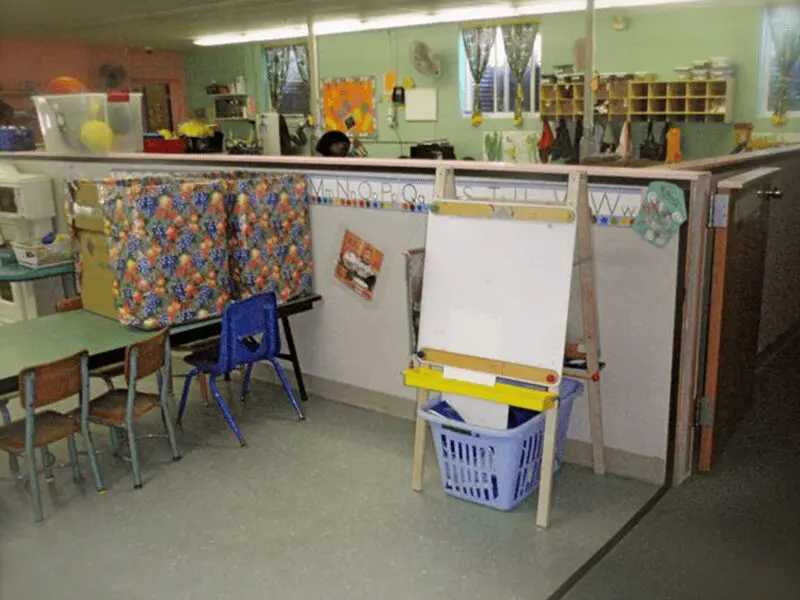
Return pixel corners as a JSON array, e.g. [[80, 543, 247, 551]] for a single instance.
[[335, 230, 384, 301], [483, 131, 541, 163], [321, 77, 377, 138]]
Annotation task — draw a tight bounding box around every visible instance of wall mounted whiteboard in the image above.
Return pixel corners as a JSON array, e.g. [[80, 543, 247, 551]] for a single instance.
[[417, 208, 577, 380]]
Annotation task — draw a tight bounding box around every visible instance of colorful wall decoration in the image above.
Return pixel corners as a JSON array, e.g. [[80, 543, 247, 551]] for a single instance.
[[335, 230, 384, 301], [483, 131, 541, 164], [321, 76, 377, 138]]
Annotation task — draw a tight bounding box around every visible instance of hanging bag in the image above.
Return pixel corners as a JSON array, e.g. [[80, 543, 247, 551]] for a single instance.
[[550, 118, 574, 162], [639, 120, 663, 161]]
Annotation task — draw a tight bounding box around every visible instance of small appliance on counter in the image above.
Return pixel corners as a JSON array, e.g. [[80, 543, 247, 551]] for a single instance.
[[0, 163, 65, 323]]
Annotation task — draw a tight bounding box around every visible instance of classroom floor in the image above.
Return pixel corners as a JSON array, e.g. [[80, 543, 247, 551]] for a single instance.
[[0, 377, 657, 600], [562, 338, 800, 600]]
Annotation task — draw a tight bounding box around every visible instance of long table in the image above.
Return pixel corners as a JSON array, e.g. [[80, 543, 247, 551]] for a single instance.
[[0, 294, 322, 397]]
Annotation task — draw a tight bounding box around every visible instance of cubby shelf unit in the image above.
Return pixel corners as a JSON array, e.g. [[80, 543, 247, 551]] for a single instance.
[[539, 78, 734, 123]]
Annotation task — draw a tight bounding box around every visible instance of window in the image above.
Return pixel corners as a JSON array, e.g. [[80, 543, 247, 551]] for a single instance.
[[759, 10, 800, 115], [280, 49, 309, 116], [459, 27, 542, 117], [266, 45, 309, 116]]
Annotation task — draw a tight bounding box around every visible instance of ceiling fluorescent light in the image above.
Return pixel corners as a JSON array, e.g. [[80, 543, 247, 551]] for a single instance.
[[597, 0, 708, 6], [194, 0, 720, 45], [194, 25, 307, 46], [435, 5, 517, 21]]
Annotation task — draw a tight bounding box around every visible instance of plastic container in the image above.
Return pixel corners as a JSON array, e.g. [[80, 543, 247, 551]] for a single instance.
[[11, 236, 72, 268], [143, 138, 186, 154], [0, 127, 36, 151], [32, 92, 143, 154], [421, 378, 583, 511]]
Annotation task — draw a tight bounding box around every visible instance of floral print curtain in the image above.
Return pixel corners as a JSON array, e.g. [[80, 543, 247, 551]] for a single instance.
[[501, 21, 540, 128], [291, 44, 310, 86], [461, 25, 496, 127], [768, 5, 800, 126], [266, 46, 293, 112]]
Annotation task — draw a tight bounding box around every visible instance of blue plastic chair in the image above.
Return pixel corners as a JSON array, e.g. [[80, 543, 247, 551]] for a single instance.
[[176, 292, 304, 446]]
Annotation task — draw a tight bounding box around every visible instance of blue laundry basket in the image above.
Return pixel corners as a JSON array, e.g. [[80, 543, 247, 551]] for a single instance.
[[421, 378, 583, 511]]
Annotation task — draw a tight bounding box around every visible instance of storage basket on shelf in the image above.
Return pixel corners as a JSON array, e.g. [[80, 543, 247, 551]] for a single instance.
[[11, 235, 72, 269], [421, 378, 583, 511]]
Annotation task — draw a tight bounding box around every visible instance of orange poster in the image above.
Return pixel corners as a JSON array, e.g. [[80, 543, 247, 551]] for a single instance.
[[335, 230, 384, 301], [321, 77, 377, 138]]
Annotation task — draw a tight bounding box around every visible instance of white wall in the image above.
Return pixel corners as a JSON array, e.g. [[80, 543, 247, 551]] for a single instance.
[[292, 204, 677, 462], [6, 157, 679, 470]]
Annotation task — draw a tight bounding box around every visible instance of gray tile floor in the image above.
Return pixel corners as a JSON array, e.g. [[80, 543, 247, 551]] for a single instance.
[[562, 341, 800, 600], [0, 377, 657, 600]]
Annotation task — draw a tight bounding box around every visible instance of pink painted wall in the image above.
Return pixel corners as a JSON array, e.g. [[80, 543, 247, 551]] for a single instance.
[[0, 37, 187, 125]]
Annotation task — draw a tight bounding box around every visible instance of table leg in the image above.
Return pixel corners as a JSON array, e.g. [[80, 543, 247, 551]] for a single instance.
[[411, 388, 429, 491], [536, 401, 560, 528], [281, 315, 309, 402]]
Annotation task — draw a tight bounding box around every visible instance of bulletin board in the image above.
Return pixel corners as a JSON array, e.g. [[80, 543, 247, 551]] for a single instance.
[[321, 76, 377, 138]]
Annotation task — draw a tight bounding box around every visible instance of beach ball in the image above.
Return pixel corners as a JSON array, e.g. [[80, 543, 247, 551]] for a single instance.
[[80, 120, 114, 152], [45, 76, 88, 94]]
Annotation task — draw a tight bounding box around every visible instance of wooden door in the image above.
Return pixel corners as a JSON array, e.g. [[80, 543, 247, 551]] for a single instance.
[[698, 168, 781, 471]]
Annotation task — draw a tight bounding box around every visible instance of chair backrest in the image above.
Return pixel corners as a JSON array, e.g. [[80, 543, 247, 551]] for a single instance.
[[217, 292, 281, 373], [18, 350, 88, 409], [56, 297, 84, 313], [125, 329, 169, 382]]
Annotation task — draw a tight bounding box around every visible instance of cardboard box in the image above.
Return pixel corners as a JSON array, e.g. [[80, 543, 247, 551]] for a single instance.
[[78, 229, 117, 320], [72, 181, 105, 233]]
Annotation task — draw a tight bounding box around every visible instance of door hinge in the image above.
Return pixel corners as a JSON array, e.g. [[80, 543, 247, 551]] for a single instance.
[[695, 396, 714, 429], [708, 194, 729, 229]]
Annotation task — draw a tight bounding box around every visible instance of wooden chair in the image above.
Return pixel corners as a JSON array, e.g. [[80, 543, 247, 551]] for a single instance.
[[82, 330, 181, 489], [0, 391, 20, 479], [0, 351, 105, 522], [56, 298, 125, 390]]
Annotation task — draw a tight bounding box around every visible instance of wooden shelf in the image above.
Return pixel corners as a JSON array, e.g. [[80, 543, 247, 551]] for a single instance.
[[539, 77, 735, 123]]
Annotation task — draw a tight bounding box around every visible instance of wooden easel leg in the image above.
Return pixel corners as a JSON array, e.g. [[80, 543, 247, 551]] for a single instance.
[[575, 173, 606, 475], [411, 388, 430, 491], [536, 401, 560, 528], [587, 380, 606, 475]]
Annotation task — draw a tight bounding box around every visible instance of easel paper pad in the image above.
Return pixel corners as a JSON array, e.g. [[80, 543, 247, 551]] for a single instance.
[[443, 366, 497, 387], [447, 310, 501, 357], [419, 212, 576, 378]]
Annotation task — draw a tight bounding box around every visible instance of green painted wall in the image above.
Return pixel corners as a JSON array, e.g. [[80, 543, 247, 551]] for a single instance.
[[185, 2, 789, 160]]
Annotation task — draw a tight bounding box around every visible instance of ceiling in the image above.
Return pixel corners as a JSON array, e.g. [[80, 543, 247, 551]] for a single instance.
[[0, 0, 492, 49]]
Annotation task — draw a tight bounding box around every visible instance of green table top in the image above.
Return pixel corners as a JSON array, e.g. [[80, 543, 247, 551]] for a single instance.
[[0, 311, 153, 384], [0, 294, 321, 390], [0, 261, 75, 282]]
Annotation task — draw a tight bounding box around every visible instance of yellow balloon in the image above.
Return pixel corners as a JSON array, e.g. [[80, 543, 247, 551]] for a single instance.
[[80, 120, 114, 153]]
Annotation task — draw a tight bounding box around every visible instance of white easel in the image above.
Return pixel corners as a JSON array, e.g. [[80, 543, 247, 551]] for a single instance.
[[406, 168, 605, 528]]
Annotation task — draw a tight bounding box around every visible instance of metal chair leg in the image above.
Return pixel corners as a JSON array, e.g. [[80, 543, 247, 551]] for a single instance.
[[67, 436, 82, 483], [109, 426, 122, 457], [269, 358, 305, 421], [177, 369, 198, 427], [240, 364, 254, 403], [102, 376, 115, 392], [1, 402, 20, 480], [28, 446, 43, 522], [81, 423, 106, 493], [159, 378, 182, 462], [41, 446, 55, 482], [209, 377, 246, 446], [126, 423, 143, 489]]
